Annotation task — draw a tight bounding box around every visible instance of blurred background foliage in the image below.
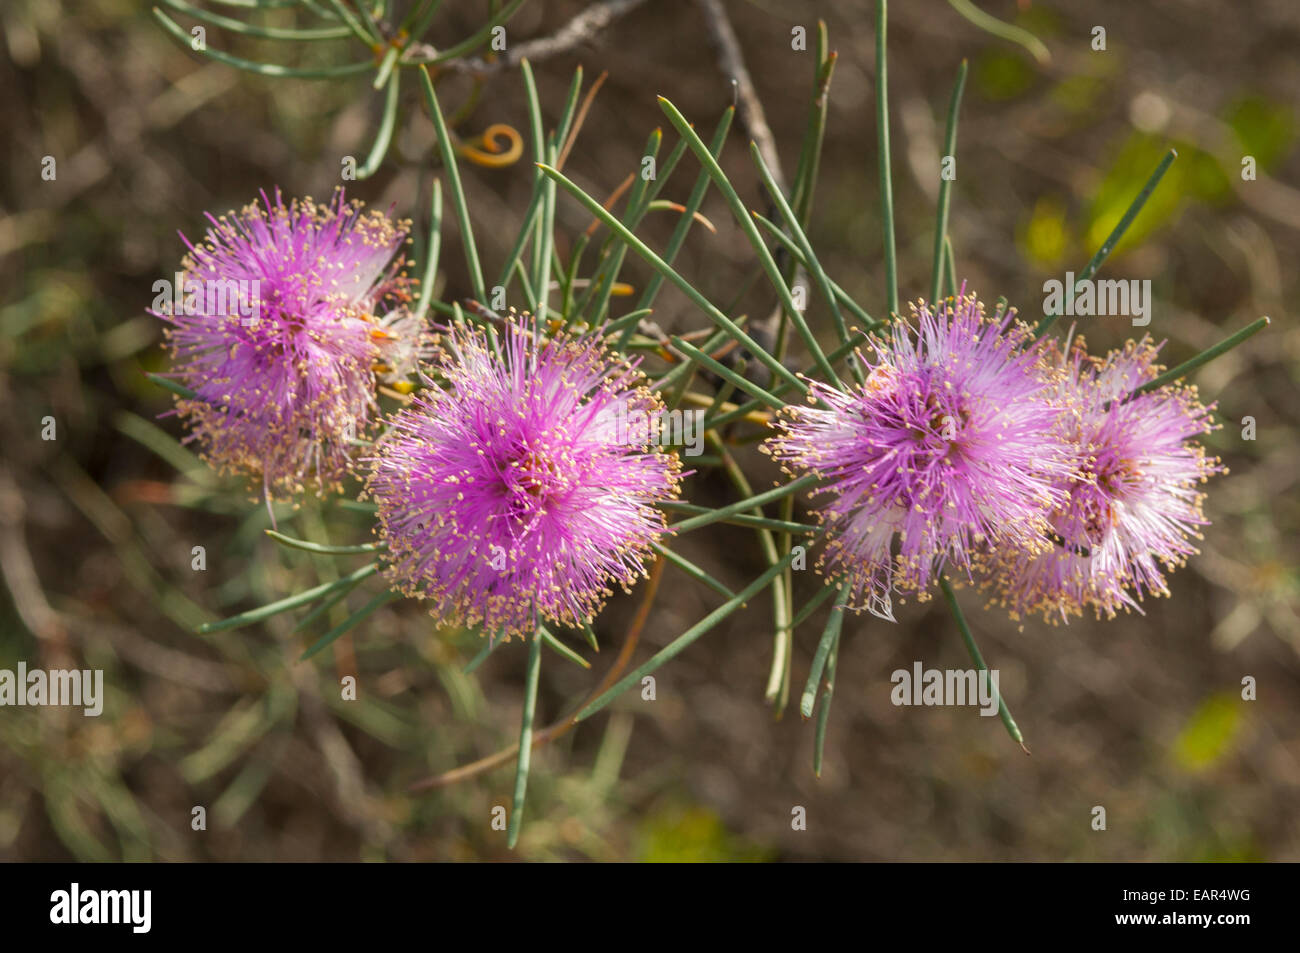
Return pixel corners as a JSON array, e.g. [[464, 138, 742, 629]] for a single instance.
[[1, 0, 1297, 861]]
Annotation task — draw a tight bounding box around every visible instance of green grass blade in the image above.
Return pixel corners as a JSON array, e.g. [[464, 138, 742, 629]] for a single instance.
[[538, 162, 806, 395], [507, 626, 543, 849], [668, 475, 820, 536], [419, 66, 487, 303], [1132, 316, 1270, 398], [801, 583, 848, 718], [198, 562, 380, 634], [650, 542, 736, 599], [145, 372, 199, 401], [576, 551, 798, 722], [299, 590, 399, 661], [945, 0, 1050, 63], [668, 336, 784, 409], [153, 8, 372, 76], [633, 108, 735, 315], [656, 96, 838, 385], [413, 179, 443, 322], [1036, 149, 1177, 337], [355, 67, 401, 179], [159, 0, 352, 39], [876, 0, 899, 319], [749, 143, 856, 382], [939, 577, 1027, 752], [265, 529, 381, 555], [930, 59, 967, 305]]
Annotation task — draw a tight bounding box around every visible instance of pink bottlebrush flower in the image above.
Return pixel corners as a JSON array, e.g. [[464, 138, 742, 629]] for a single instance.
[[153, 189, 424, 499], [366, 312, 683, 640], [982, 334, 1223, 623], [764, 292, 1075, 620]]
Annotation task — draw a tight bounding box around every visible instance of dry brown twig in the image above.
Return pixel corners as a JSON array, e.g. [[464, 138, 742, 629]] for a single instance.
[[695, 0, 787, 195], [414, 0, 651, 75], [694, 0, 797, 351]]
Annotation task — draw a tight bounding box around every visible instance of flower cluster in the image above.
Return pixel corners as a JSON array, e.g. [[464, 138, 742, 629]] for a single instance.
[[765, 292, 1221, 623], [153, 189, 425, 500], [980, 334, 1222, 623], [152, 192, 1226, 638], [364, 312, 683, 640]]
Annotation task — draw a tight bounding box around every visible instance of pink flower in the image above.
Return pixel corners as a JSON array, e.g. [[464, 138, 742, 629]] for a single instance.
[[153, 189, 423, 499], [982, 335, 1223, 623], [366, 312, 683, 640], [765, 292, 1074, 620]]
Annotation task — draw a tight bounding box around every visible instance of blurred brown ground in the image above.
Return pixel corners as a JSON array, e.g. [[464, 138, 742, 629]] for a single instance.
[[1, 0, 1298, 861]]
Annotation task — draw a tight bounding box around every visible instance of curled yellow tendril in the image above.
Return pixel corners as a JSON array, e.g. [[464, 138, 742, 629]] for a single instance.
[[456, 123, 524, 168]]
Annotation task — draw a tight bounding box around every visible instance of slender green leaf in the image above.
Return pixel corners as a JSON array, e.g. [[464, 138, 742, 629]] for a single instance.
[[876, 0, 899, 318], [669, 336, 784, 410], [264, 529, 382, 555], [633, 108, 735, 316], [660, 502, 814, 537], [356, 68, 402, 179], [419, 66, 487, 303], [791, 22, 835, 228], [1131, 316, 1270, 399], [198, 562, 380, 634], [940, 577, 1027, 751], [160, 0, 352, 39], [788, 579, 839, 630], [656, 97, 838, 385], [813, 632, 838, 777], [153, 9, 372, 77], [930, 60, 967, 304], [1037, 150, 1177, 337], [538, 163, 807, 395], [576, 551, 798, 722], [413, 179, 444, 322], [945, 0, 1050, 63], [507, 626, 543, 849], [749, 143, 856, 382], [668, 475, 820, 536], [751, 214, 878, 331], [421, 0, 529, 65], [801, 584, 849, 718], [538, 624, 591, 670], [300, 590, 399, 660], [651, 541, 736, 599]]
